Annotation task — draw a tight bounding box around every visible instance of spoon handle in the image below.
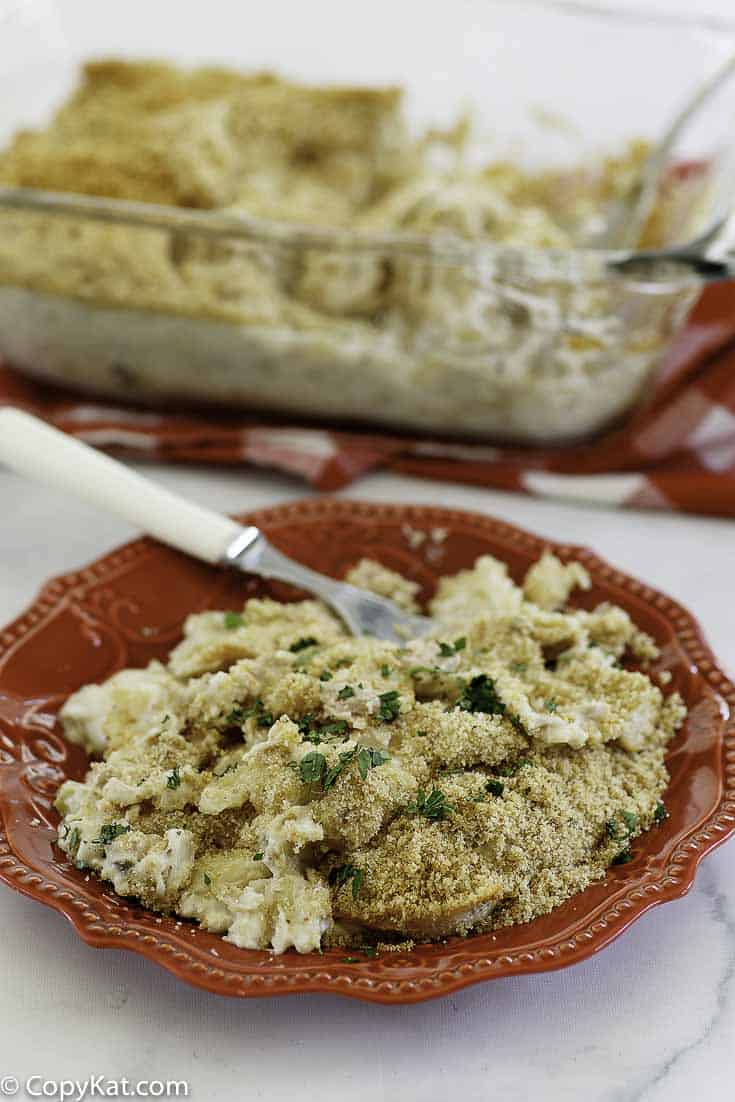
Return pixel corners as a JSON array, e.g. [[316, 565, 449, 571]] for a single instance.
[[0, 408, 244, 562]]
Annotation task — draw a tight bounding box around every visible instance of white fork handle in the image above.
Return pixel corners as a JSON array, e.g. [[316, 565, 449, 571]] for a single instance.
[[0, 408, 244, 563]]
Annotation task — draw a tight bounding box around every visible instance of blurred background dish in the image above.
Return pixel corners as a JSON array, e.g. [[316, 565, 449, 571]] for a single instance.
[[1, 1, 735, 445]]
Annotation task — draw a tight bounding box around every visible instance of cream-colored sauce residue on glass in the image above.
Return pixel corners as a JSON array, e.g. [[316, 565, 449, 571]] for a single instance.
[[0, 62, 701, 443]]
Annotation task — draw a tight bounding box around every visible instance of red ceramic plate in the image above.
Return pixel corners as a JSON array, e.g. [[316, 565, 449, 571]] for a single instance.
[[0, 500, 733, 1004]]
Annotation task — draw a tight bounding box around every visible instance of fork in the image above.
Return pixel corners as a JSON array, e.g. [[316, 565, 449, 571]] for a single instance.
[[0, 408, 431, 642]]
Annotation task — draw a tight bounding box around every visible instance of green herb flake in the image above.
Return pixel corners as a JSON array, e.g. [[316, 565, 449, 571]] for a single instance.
[[253, 852, 264, 861], [606, 810, 638, 842], [611, 847, 634, 865], [458, 674, 505, 716], [319, 670, 333, 682], [337, 684, 356, 700], [416, 729, 429, 738], [653, 801, 668, 824], [356, 746, 389, 780], [486, 779, 504, 798], [290, 636, 319, 653], [166, 765, 182, 790], [203, 873, 212, 886], [223, 610, 244, 629], [378, 690, 401, 723], [227, 699, 273, 728], [380, 664, 392, 678], [93, 822, 131, 845], [406, 787, 455, 822], [323, 749, 356, 790], [329, 863, 365, 899], [544, 698, 558, 713], [298, 751, 327, 786]]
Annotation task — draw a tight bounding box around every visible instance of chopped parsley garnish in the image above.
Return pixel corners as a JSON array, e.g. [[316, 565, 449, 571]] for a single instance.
[[416, 729, 429, 738], [253, 852, 264, 861], [166, 765, 182, 789], [606, 810, 638, 863], [337, 685, 356, 700], [380, 664, 392, 678], [203, 873, 212, 886], [93, 822, 131, 845], [298, 715, 349, 744], [297, 751, 327, 785], [378, 690, 401, 723], [329, 863, 365, 899], [227, 699, 273, 728], [544, 698, 558, 713], [323, 751, 353, 789], [457, 674, 505, 716], [290, 636, 319, 653], [653, 801, 668, 824], [223, 611, 244, 629], [334, 658, 353, 669], [437, 637, 466, 658], [406, 787, 454, 822], [606, 810, 638, 841], [293, 744, 389, 789], [356, 746, 389, 779], [486, 779, 504, 797], [319, 670, 333, 682]]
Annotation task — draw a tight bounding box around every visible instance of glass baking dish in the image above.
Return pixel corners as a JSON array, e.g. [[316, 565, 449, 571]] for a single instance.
[[0, 0, 734, 445]]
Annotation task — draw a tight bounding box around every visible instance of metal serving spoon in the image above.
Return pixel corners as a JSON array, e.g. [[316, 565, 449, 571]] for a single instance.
[[591, 51, 735, 251], [0, 408, 431, 642], [608, 211, 735, 282]]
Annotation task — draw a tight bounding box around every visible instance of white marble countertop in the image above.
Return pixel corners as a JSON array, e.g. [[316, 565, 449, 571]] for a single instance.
[[1, 462, 734, 1102]]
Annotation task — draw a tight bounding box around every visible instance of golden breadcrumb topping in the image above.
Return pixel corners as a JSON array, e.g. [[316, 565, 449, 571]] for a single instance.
[[55, 551, 684, 954]]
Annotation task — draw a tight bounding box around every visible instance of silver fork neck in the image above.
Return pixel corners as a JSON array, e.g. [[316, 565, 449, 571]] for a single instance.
[[222, 526, 350, 609]]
